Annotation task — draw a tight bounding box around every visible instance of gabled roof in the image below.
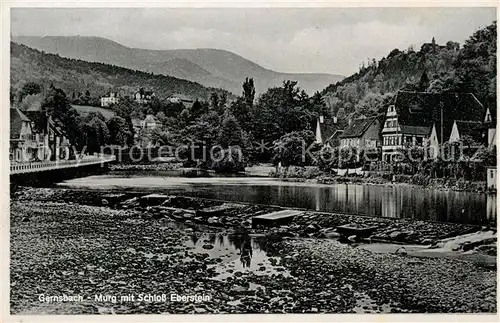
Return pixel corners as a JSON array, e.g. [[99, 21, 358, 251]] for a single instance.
[[339, 115, 379, 139], [326, 130, 344, 145], [455, 120, 486, 144], [484, 105, 497, 124], [49, 117, 67, 136], [10, 108, 31, 140], [143, 114, 158, 123], [394, 91, 485, 142], [24, 110, 48, 133], [317, 118, 339, 143]]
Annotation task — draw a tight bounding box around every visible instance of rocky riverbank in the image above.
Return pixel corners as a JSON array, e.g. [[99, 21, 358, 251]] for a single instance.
[[270, 166, 491, 194], [10, 189, 497, 314], [12, 187, 487, 246]]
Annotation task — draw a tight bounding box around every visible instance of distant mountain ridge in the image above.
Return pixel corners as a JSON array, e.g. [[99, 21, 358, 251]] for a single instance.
[[12, 36, 344, 95], [10, 42, 230, 101]]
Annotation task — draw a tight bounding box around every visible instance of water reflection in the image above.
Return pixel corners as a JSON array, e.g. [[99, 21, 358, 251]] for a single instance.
[[183, 229, 270, 269], [242, 237, 253, 268], [62, 174, 496, 225]]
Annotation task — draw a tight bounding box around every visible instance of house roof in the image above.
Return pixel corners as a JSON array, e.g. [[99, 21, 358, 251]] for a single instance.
[[394, 91, 485, 142], [455, 120, 486, 144], [10, 108, 30, 139], [49, 117, 67, 136], [317, 118, 339, 143], [169, 94, 194, 102], [143, 114, 158, 123], [485, 105, 497, 124], [326, 130, 344, 144], [339, 115, 379, 139], [24, 110, 48, 133]]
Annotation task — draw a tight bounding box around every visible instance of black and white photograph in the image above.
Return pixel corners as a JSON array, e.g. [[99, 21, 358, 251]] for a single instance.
[[3, 2, 498, 319]]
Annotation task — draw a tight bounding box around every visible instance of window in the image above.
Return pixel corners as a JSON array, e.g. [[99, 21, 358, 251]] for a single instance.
[[491, 170, 494, 179]]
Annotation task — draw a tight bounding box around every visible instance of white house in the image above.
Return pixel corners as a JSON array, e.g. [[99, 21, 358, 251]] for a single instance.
[[484, 106, 496, 148], [381, 91, 486, 162], [487, 166, 496, 190], [100, 92, 119, 107], [134, 90, 155, 104], [141, 114, 161, 131]]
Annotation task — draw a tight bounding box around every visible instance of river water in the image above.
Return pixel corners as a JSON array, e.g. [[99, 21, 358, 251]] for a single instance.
[[59, 170, 496, 226]]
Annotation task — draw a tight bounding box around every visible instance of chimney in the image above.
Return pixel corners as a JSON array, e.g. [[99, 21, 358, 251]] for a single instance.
[[319, 115, 324, 124], [333, 116, 338, 124]]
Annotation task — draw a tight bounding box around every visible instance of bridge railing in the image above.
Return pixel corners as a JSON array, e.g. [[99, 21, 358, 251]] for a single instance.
[[10, 154, 116, 175]]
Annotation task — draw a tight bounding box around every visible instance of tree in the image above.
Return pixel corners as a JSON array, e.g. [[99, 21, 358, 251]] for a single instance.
[[355, 92, 393, 116], [211, 146, 246, 174], [242, 77, 255, 108], [150, 97, 164, 115], [418, 71, 430, 91], [178, 108, 190, 124], [156, 111, 166, 124], [106, 116, 131, 146], [111, 98, 138, 145], [210, 92, 219, 112], [10, 86, 16, 105], [19, 82, 42, 103], [190, 99, 208, 120], [230, 97, 252, 132], [219, 92, 228, 111], [19, 93, 44, 111], [455, 21, 496, 109], [86, 116, 110, 151], [271, 130, 317, 166], [164, 101, 185, 118], [41, 85, 81, 147], [218, 110, 247, 149], [252, 80, 312, 147], [313, 92, 327, 114]]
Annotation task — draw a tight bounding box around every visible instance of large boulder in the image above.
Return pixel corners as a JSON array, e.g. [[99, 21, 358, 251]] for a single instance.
[[139, 194, 170, 206], [207, 217, 219, 224]]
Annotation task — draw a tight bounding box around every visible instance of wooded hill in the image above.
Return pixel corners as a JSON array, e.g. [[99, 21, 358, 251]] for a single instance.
[[10, 42, 232, 102], [13, 36, 344, 95], [321, 21, 496, 118]]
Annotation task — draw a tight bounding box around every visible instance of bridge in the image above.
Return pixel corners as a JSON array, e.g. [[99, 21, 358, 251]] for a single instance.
[[10, 154, 116, 175]]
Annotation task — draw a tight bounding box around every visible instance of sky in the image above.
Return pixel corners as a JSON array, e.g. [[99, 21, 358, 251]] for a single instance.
[[10, 7, 497, 76]]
